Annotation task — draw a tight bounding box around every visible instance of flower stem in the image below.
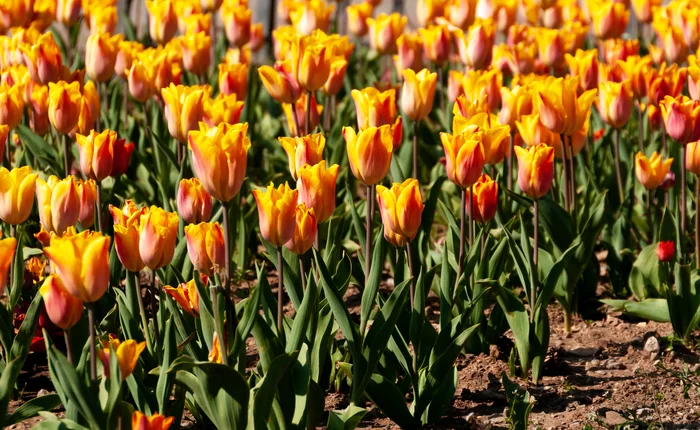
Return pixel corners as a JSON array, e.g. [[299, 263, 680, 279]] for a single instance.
[[468, 185, 474, 246], [638, 102, 645, 154], [133, 271, 152, 353], [150, 269, 161, 357], [95, 181, 103, 233], [64, 329, 73, 365], [508, 134, 514, 191], [209, 284, 228, 366], [87, 303, 96, 381], [277, 246, 284, 335], [567, 136, 576, 213], [681, 144, 687, 244], [406, 240, 415, 311], [365, 185, 373, 282], [221, 200, 237, 346], [413, 120, 419, 179], [613, 128, 624, 204], [305, 90, 312, 135], [299, 255, 306, 291], [62, 134, 70, 177], [532, 199, 539, 323], [696, 179, 700, 268], [561, 133, 570, 211], [455, 189, 466, 289]]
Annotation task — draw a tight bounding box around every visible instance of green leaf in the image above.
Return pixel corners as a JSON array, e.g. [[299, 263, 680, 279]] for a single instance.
[[248, 351, 298, 429], [365, 373, 416, 428], [601, 298, 671, 322], [16, 125, 61, 173], [359, 227, 386, 335], [629, 244, 662, 300], [156, 318, 177, 413], [537, 196, 575, 253], [327, 405, 367, 430], [286, 270, 317, 354], [4, 394, 62, 426], [493, 285, 530, 376]]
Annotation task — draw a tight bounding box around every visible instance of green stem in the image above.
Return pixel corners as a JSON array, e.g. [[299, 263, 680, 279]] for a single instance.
[[87, 303, 97, 381], [133, 271, 153, 354], [209, 284, 228, 365]]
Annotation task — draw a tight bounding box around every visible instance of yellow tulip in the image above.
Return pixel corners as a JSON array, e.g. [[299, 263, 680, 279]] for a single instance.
[[455, 113, 511, 165], [344, 125, 393, 185], [132, 411, 175, 430], [19, 32, 62, 85], [252, 182, 299, 247], [347, 2, 373, 37], [367, 13, 407, 55], [279, 133, 325, 180], [39, 274, 83, 330], [445, 0, 477, 29], [164, 279, 201, 317], [109, 200, 148, 273], [401, 68, 437, 122], [290, 0, 334, 36], [0, 83, 25, 130], [290, 32, 332, 93], [222, 4, 252, 47], [454, 20, 495, 70], [462, 69, 502, 112], [56, 0, 81, 25], [351, 87, 398, 130], [86, 3, 117, 35], [146, 0, 177, 44], [204, 93, 245, 127], [416, 0, 447, 26], [0, 235, 17, 296], [184, 222, 225, 276], [283, 92, 323, 136], [393, 33, 423, 74], [285, 204, 317, 255], [686, 140, 700, 176], [127, 58, 156, 103], [181, 31, 211, 76], [323, 57, 348, 96], [565, 49, 599, 93], [48, 81, 81, 134], [635, 151, 674, 190], [515, 113, 562, 156], [139, 206, 179, 270], [162, 83, 208, 143], [0, 166, 37, 225], [598, 80, 633, 129], [258, 60, 302, 105], [114, 40, 143, 80], [631, 0, 660, 23], [534, 27, 564, 68], [659, 95, 700, 144], [589, 0, 629, 40], [514, 143, 555, 199], [467, 173, 498, 224], [44, 230, 111, 302], [440, 129, 486, 188], [98, 335, 146, 380], [376, 179, 424, 245], [36, 175, 80, 236], [534, 76, 597, 136], [219, 62, 248, 100], [498, 85, 533, 128], [177, 178, 212, 224], [76, 129, 134, 181], [188, 122, 250, 202], [297, 160, 339, 223], [77, 179, 97, 229], [419, 24, 452, 66], [85, 33, 121, 83]]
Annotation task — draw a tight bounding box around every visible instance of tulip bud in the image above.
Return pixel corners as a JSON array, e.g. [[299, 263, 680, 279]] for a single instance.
[[253, 182, 299, 247], [48, 81, 81, 135], [661, 170, 676, 190], [0, 83, 25, 130], [39, 274, 83, 330], [659, 95, 700, 144], [393, 33, 423, 74], [146, 0, 178, 45], [182, 31, 212, 76], [0, 235, 17, 296], [455, 21, 494, 70], [177, 178, 212, 224], [516, 113, 562, 156], [185, 222, 225, 276], [467, 173, 498, 223], [367, 13, 407, 55], [219, 62, 248, 100], [36, 176, 81, 236], [164, 279, 202, 317], [109, 200, 147, 273], [347, 2, 373, 37], [297, 160, 339, 224], [98, 335, 146, 380], [290, 0, 334, 35], [85, 33, 121, 83], [285, 204, 317, 255], [19, 32, 62, 85], [162, 84, 208, 143], [44, 230, 111, 302], [419, 24, 452, 66], [76, 129, 133, 181], [189, 122, 250, 202], [139, 206, 179, 270], [56, 0, 81, 25], [0, 166, 38, 225], [635, 151, 674, 190], [591, 0, 629, 40], [344, 125, 393, 185], [323, 58, 348, 96], [686, 140, 700, 176], [209, 332, 223, 363], [204, 93, 245, 127], [598, 80, 633, 129], [376, 179, 424, 246], [29, 85, 50, 136], [279, 134, 325, 180], [656, 241, 675, 262], [132, 411, 175, 430], [77, 179, 96, 228], [259, 60, 303, 105], [401, 68, 438, 122], [514, 143, 555, 199], [222, 4, 251, 47], [440, 129, 486, 188]]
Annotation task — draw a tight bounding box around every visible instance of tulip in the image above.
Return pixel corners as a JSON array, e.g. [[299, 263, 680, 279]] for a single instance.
[[56, 0, 81, 25], [132, 411, 175, 430], [85, 33, 121, 83], [0, 83, 24, 130], [127, 59, 156, 104], [322, 58, 348, 96], [204, 93, 245, 127], [19, 32, 62, 85], [657, 24, 689, 65], [83, 80, 100, 119], [446, 0, 477, 28], [0, 166, 37, 225], [289, 33, 332, 93], [181, 12, 211, 35], [0, 124, 7, 159], [189, 122, 251, 202], [279, 134, 325, 180], [565, 49, 598, 92], [258, 60, 302, 104], [367, 13, 407, 55], [200, 0, 223, 12], [656, 241, 675, 262], [419, 24, 452, 66], [448, 71, 465, 104], [635, 151, 674, 190], [603, 38, 640, 64], [221, 4, 251, 47], [617, 55, 652, 100], [146, 0, 177, 44], [219, 62, 248, 100], [36, 176, 81, 236], [499, 85, 533, 128], [440, 129, 486, 189], [139, 207, 179, 270], [514, 143, 555, 199], [253, 182, 298, 247], [534, 76, 597, 136], [687, 140, 700, 176], [467, 173, 498, 224], [285, 204, 317, 255], [401, 68, 437, 122], [351, 87, 398, 130], [689, 63, 700, 102], [290, 0, 333, 35], [75, 129, 134, 181], [344, 125, 393, 185], [208, 332, 223, 363], [631, 0, 659, 23], [297, 160, 339, 223], [177, 178, 212, 224], [376, 178, 424, 244], [283, 92, 323, 136], [77, 179, 96, 228], [659, 96, 700, 144], [590, 0, 628, 40], [114, 41, 143, 80], [534, 28, 564, 68], [0, 235, 16, 296], [454, 21, 495, 71], [162, 84, 208, 143], [646, 64, 687, 107], [47, 81, 81, 135], [347, 2, 373, 37], [98, 335, 146, 380], [182, 31, 211, 76], [392, 33, 423, 75], [184, 222, 225, 276], [86, 4, 118, 35], [44, 230, 111, 302], [164, 279, 201, 317], [516, 113, 562, 155], [463, 69, 502, 112], [39, 274, 83, 330], [27, 83, 49, 137]]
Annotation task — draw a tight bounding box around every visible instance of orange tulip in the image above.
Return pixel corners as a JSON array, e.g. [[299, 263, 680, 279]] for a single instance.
[[44, 230, 111, 302], [39, 274, 83, 330], [446, 0, 477, 28], [514, 143, 555, 199], [0, 166, 37, 225], [76, 129, 134, 181], [289, 32, 332, 93], [127, 59, 156, 104], [660, 95, 700, 144], [19, 32, 62, 85], [258, 60, 303, 104], [204, 93, 245, 127], [688, 61, 700, 102], [534, 76, 597, 136], [132, 411, 174, 430], [253, 182, 298, 247], [138, 206, 179, 270], [499, 85, 533, 128], [516, 113, 562, 156], [164, 279, 201, 317], [279, 133, 325, 180], [36, 176, 80, 236], [352, 87, 398, 130], [323, 58, 348, 96], [114, 40, 143, 80], [347, 2, 373, 37], [646, 64, 687, 107], [440, 128, 486, 188], [635, 151, 674, 190], [189, 122, 250, 202], [283, 92, 323, 136], [98, 335, 146, 380], [534, 28, 564, 68], [376, 178, 424, 245], [109, 200, 147, 272], [393, 33, 423, 74], [565, 49, 598, 92], [631, 0, 660, 23], [162, 83, 208, 143], [419, 24, 452, 66], [290, 0, 334, 35], [86, 4, 117, 35], [603, 38, 640, 64], [297, 160, 339, 223], [401, 68, 438, 122], [462, 69, 502, 112], [367, 13, 407, 55], [146, 0, 177, 44], [56, 0, 81, 25], [454, 20, 495, 70], [177, 178, 212, 224], [0, 235, 17, 296], [617, 55, 652, 99], [208, 332, 223, 363], [344, 125, 394, 185], [285, 204, 317, 255], [454, 93, 491, 122], [467, 173, 498, 223], [219, 62, 248, 100], [185, 222, 225, 276], [182, 31, 211, 76], [222, 4, 251, 47], [0, 83, 24, 130], [686, 140, 700, 176], [85, 33, 121, 83], [48, 81, 80, 134], [598, 80, 633, 129], [77, 179, 96, 228], [455, 113, 511, 165], [590, 0, 629, 40]]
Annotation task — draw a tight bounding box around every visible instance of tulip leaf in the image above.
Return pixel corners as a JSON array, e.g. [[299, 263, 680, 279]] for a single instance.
[[629, 244, 662, 300], [9, 232, 24, 310], [537, 196, 575, 254], [15, 125, 61, 173], [359, 227, 386, 335], [248, 351, 298, 429], [286, 267, 317, 354], [3, 393, 61, 426], [493, 284, 530, 376], [327, 405, 367, 430], [263, 240, 303, 311], [344, 183, 366, 259], [156, 318, 177, 414], [365, 372, 416, 428]]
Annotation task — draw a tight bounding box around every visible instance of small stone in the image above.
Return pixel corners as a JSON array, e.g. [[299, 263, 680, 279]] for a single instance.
[[586, 359, 601, 371], [37, 389, 51, 397], [605, 360, 626, 370], [637, 322, 648, 328], [567, 347, 600, 357], [605, 411, 627, 425], [637, 408, 654, 419], [644, 337, 660, 352]]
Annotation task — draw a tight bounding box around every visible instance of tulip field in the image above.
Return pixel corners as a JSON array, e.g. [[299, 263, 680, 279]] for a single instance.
[[2, 0, 700, 428]]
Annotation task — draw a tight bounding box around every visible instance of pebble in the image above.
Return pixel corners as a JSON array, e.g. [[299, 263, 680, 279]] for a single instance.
[[644, 337, 660, 352], [605, 411, 626, 425], [605, 359, 626, 370], [585, 359, 601, 371], [37, 389, 51, 397], [636, 408, 654, 419]]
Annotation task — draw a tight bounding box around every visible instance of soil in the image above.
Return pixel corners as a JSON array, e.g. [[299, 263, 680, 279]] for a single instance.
[[7, 281, 700, 430]]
